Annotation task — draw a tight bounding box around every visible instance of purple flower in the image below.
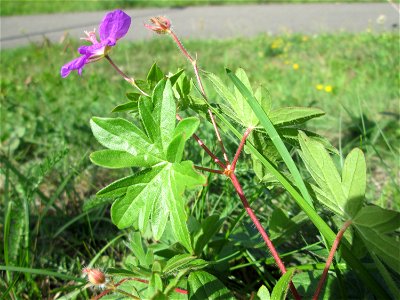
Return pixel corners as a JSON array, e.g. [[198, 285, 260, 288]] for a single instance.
[[61, 10, 131, 78]]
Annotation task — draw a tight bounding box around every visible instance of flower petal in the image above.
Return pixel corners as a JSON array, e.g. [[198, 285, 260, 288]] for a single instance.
[[78, 42, 106, 55], [99, 10, 131, 45], [60, 55, 88, 78]]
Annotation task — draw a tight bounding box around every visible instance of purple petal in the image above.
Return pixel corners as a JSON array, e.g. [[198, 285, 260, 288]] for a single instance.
[[99, 10, 131, 45], [60, 55, 88, 78], [78, 42, 106, 55]]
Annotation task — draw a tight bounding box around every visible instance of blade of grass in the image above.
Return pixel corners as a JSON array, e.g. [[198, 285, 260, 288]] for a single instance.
[[227, 69, 314, 208], [0, 155, 62, 213], [52, 209, 95, 238], [87, 234, 125, 268], [3, 201, 13, 291], [0, 265, 86, 282], [208, 95, 391, 300]]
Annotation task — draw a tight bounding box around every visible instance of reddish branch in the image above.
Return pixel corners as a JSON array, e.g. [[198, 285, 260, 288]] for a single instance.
[[231, 127, 253, 171], [208, 109, 230, 165], [312, 220, 352, 300], [230, 173, 301, 300], [176, 114, 226, 169]]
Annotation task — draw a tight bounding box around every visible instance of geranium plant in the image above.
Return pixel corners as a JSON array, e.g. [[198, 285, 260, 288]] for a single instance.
[[61, 9, 399, 300]]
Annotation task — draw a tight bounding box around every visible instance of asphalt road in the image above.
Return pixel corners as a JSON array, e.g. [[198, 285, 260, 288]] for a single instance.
[[1, 3, 398, 49]]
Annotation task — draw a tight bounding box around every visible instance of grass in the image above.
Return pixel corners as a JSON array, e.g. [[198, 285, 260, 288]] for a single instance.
[[0, 0, 386, 16], [1, 32, 399, 298]]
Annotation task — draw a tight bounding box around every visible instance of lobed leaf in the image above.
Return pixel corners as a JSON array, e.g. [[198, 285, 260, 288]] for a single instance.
[[341, 148, 366, 216], [90, 149, 158, 168], [188, 271, 233, 299], [269, 107, 324, 127], [90, 117, 163, 163]]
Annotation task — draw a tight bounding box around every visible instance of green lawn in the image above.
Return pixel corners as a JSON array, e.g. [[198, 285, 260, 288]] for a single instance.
[[1, 0, 385, 16], [1, 32, 399, 298]]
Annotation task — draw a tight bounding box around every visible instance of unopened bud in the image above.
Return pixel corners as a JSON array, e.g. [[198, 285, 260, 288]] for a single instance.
[[144, 16, 171, 34], [82, 268, 106, 285]]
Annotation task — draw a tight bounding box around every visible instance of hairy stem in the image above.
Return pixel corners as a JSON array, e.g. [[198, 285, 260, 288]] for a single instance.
[[231, 127, 253, 171], [169, 30, 230, 166], [176, 114, 226, 169], [195, 165, 224, 174], [208, 109, 231, 165], [105, 55, 149, 96], [313, 220, 352, 300], [230, 173, 301, 300]]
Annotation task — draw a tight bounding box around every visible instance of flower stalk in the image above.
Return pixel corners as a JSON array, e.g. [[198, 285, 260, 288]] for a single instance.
[[312, 220, 352, 300], [105, 55, 149, 97]]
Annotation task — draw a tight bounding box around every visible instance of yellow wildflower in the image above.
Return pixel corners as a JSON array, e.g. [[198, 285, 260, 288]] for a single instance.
[[325, 85, 333, 93], [315, 84, 324, 91], [292, 63, 299, 70]]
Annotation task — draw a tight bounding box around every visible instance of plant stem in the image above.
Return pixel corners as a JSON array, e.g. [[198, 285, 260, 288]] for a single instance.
[[168, 29, 230, 166], [231, 127, 253, 171], [195, 165, 224, 174], [105, 55, 149, 97], [208, 109, 231, 165], [176, 114, 226, 169], [229, 173, 301, 300], [312, 220, 352, 300]]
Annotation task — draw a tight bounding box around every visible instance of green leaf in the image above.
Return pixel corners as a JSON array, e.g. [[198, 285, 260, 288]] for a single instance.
[[90, 117, 163, 164], [167, 117, 200, 163], [96, 173, 138, 199], [205, 71, 257, 127], [112, 101, 138, 113], [90, 149, 158, 168], [298, 131, 345, 214], [111, 161, 205, 252], [194, 215, 224, 255], [270, 269, 295, 300], [163, 254, 207, 275], [269, 208, 296, 240], [139, 96, 160, 144], [257, 285, 271, 300], [353, 205, 400, 233], [355, 225, 400, 274], [147, 62, 164, 87], [126, 92, 141, 101], [341, 148, 366, 216], [188, 271, 233, 299], [269, 107, 324, 127], [168, 69, 184, 86], [152, 79, 176, 152], [129, 232, 148, 267]]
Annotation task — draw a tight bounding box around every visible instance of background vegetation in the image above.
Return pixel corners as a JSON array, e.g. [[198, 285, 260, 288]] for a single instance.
[[1, 0, 386, 16], [1, 29, 399, 298]]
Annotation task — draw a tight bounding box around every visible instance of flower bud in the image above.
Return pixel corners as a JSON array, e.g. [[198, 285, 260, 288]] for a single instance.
[[144, 16, 171, 34], [82, 268, 106, 285]]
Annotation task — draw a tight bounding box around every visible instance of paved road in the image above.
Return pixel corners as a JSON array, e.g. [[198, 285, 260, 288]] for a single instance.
[[1, 3, 398, 49]]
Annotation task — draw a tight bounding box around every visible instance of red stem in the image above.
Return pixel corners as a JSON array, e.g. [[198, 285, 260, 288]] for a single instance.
[[169, 30, 229, 167], [229, 173, 301, 300], [312, 220, 352, 300], [176, 114, 226, 169], [195, 165, 224, 174], [208, 109, 230, 165], [231, 127, 253, 171]]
